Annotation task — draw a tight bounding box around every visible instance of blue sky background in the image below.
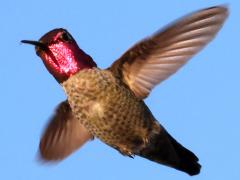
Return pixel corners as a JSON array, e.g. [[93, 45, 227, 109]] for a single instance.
[[0, 0, 239, 179]]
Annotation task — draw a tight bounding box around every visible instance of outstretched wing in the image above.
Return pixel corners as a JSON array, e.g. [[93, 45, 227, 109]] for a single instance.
[[39, 101, 93, 161], [109, 6, 228, 99]]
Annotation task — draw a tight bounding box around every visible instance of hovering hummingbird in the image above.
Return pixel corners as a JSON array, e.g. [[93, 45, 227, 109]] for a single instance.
[[22, 6, 228, 176]]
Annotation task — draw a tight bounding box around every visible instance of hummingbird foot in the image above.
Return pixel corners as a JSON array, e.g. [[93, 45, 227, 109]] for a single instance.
[[114, 146, 134, 158]]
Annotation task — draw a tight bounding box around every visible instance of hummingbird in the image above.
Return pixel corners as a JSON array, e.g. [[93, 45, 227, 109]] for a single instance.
[[22, 6, 228, 176]]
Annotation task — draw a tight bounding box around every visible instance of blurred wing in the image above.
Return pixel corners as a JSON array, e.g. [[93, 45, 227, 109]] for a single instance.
[[110, 6, 228, 99], [39, 101, 93, 161]]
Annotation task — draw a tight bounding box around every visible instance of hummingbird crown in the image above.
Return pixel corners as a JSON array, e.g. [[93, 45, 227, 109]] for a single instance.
[[23, 28, 97, 83]]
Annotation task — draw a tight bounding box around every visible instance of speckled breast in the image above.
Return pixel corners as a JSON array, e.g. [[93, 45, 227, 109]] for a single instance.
[[62, 68, 151, 149]]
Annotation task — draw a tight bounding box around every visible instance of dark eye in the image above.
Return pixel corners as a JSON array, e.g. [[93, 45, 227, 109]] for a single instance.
[[60, 32, 72, 41]]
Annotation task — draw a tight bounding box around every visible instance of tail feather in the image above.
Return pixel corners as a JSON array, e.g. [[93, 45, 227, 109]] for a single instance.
[[138, 130, 201, 176], [167, 133, 201, 175]]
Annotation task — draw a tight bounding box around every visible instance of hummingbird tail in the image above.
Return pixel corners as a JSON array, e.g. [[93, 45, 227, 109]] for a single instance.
[[166, 133, 201, 175], [138, 129, 201, 176]]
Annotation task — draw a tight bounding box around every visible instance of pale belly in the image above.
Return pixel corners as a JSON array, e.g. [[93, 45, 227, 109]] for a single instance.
[[62, 68, 153, 153]]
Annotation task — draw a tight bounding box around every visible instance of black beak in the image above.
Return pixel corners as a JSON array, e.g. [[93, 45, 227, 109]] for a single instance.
[[21, 40, 47, 50]]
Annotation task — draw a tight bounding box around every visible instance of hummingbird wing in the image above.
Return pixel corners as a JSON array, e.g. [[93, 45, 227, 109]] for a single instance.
[[39, 100, 93, 161], [109, 6, 228, 99]]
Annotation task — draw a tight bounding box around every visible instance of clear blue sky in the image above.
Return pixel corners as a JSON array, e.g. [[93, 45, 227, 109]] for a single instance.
[[0, 0, 239, 179]]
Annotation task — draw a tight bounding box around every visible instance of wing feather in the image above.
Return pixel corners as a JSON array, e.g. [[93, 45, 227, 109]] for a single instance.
[[110, 6, 228, 98], [39, 101, 93, 161]]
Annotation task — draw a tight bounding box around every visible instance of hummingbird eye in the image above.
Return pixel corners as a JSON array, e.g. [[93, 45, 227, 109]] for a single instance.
[[60, 32, 72, 42]]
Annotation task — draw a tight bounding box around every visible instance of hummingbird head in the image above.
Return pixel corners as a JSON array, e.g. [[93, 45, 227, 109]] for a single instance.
[[22, 28, 97, 83]]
